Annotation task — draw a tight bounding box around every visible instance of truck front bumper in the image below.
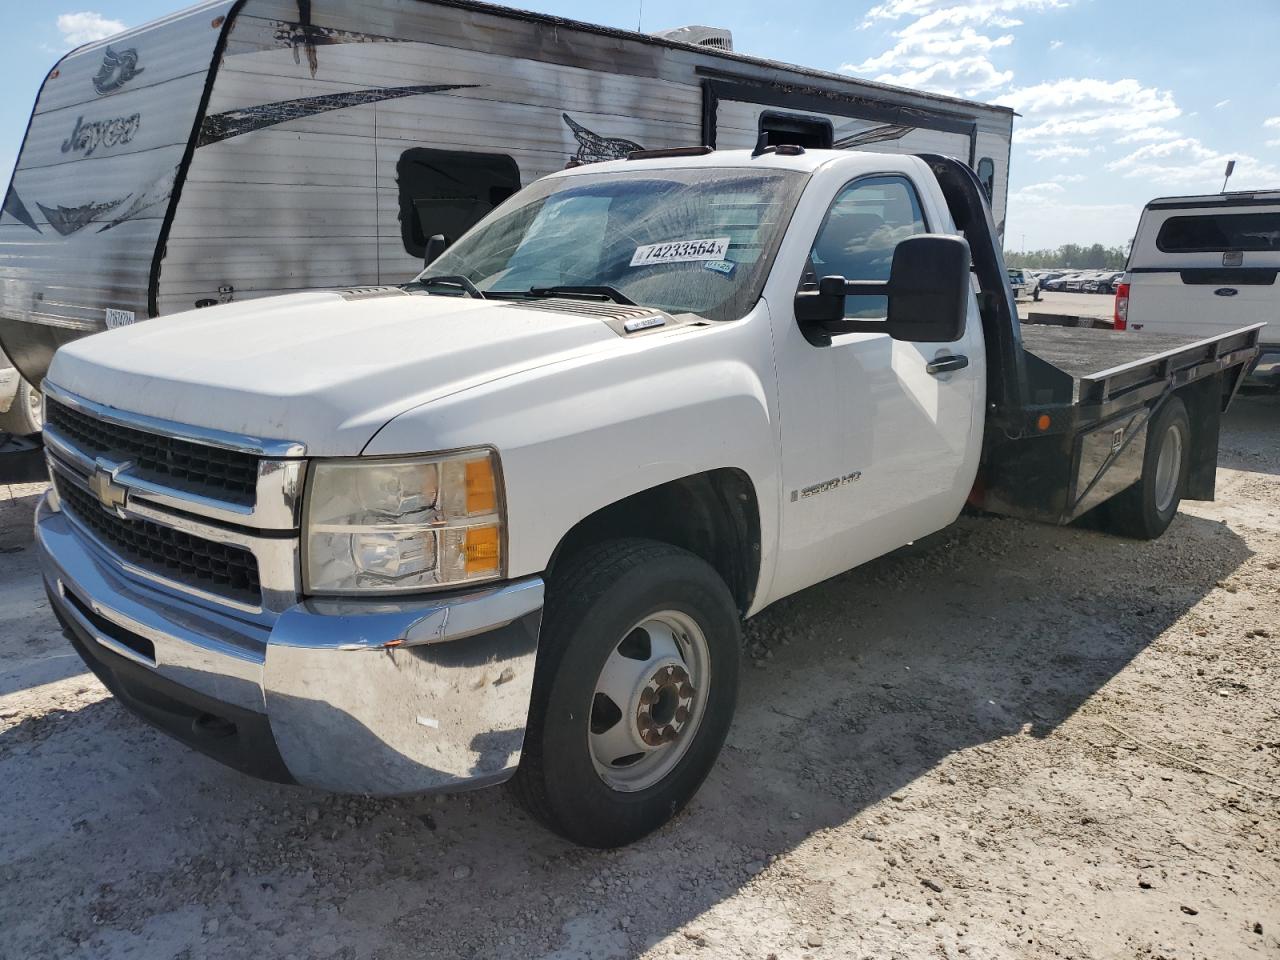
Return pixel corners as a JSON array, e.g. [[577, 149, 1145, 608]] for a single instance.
[[36, 494, 543, 795]]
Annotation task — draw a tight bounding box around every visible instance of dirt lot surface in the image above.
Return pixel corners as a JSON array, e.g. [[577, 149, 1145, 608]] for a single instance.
[[2, 394, 1277, 960], [1020, 291, 1116, 322]]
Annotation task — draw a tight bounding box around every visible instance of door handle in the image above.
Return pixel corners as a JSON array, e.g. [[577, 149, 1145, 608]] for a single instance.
[[926, 354, 969, 375]]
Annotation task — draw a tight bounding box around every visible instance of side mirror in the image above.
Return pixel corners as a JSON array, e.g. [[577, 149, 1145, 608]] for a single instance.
[[793, 235, 971, 343], [423, 234, 449, 267]]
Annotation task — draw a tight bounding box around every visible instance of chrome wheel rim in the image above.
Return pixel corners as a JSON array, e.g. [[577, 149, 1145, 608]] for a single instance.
[[1154, 423, 1183, 513], [27, 386, 44, 430], [588, 610, 710, 792]]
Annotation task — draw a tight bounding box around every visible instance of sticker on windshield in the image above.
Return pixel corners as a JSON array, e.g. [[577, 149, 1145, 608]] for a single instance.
[[703, 259, 737, 277], [630, 237, 730, 267]]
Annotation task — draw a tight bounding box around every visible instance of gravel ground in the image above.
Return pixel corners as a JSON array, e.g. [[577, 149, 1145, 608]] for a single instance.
[[1020, 291, 1116, 321], [1, 393, 1277, 960]]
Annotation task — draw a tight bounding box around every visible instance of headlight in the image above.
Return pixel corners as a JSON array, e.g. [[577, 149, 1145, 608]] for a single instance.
[[303, 449, 504, 595]]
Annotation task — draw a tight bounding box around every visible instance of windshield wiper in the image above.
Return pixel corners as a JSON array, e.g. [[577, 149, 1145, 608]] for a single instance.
[[408, 275, 486, 299], [521, 285, 635, 305]]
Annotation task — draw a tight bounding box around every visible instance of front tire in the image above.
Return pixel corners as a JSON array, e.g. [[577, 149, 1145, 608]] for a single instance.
[[513, 539, 741, 848], [1100, 397, 1190, 540], [0, 378, 43, 436]]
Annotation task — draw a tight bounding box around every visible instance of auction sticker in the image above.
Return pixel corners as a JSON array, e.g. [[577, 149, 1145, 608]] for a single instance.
[[630, 237, 730, 267]]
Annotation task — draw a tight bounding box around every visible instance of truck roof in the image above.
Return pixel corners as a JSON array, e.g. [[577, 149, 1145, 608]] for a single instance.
[[1145, 190, 1280, 210], [548, 148, 906, 179]]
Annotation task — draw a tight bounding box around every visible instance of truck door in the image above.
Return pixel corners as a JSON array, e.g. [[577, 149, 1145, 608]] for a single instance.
[[769, 173, 985, 600]]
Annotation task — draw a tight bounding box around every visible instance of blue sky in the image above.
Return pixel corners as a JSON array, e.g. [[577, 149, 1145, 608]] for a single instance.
[[2, 0, 1277, 248]]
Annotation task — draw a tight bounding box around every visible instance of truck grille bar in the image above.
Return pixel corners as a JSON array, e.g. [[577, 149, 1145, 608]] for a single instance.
[[46, 397, 261, 504], [54, 473, 263, 603]]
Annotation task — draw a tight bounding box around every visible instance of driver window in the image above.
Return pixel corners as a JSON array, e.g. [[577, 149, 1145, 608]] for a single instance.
[[803, 176, 928, 318]]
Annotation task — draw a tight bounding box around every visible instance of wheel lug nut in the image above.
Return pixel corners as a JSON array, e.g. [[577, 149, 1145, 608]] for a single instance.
[[678, 683, 694, 698]]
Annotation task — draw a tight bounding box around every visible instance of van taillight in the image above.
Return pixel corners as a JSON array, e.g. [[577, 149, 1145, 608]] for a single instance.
[[1113, 282, 1129, 330]]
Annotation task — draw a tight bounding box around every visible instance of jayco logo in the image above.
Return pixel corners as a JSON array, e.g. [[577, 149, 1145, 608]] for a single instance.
[[60, 113, 141, 156], [92, 46, 144, 94]]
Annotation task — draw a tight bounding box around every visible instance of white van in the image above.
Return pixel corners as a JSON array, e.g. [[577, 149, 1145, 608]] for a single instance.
[[1118, 191, 1279, 388]]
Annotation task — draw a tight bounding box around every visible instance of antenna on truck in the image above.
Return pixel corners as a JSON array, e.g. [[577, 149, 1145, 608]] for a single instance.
[[1221, 159, 1236, 192]]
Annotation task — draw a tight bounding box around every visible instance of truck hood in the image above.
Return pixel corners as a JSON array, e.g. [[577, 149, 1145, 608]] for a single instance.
[[46, 290, 622, 455]]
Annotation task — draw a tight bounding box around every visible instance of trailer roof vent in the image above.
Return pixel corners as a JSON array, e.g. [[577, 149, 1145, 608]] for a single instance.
[[651, 25, 733, 51]]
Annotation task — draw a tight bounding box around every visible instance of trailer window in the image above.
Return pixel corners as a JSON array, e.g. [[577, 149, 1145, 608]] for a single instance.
[[802, 176, 928, 319], [397, 148, 521, 259], [759, 112, 833, 150], [1156, 212, 1280, 253]]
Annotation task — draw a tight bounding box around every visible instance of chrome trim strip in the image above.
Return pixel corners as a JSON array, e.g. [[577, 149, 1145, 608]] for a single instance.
[[42, 410, 306, 532], [43, 381, 307, 458], [48, 455, 301, 618]]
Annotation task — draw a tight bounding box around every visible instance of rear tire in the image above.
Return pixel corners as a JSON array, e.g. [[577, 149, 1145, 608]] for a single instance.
[[1099, 397, 1190, 540], [0, 378, 43, 436], [513, 538, 740, 848]]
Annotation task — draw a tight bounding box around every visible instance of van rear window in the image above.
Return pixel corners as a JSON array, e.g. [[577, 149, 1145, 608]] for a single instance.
[[1156, 212, 1280, 253]]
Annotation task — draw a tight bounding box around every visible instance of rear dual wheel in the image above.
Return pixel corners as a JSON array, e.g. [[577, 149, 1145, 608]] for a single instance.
[[1100, 396, 1190, 540], [513, 539, 740, 848]]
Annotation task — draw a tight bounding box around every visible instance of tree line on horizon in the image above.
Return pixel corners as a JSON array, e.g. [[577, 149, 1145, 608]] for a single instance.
[[1004, 243, 1130, 270]]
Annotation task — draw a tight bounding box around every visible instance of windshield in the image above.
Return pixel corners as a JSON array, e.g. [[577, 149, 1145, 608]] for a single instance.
[[419, 167, 809, 321]]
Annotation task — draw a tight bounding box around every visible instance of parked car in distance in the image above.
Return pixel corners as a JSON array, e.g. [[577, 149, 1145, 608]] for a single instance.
[[1118, 190, 1279, 388], [1008, 268, 1041, 301]]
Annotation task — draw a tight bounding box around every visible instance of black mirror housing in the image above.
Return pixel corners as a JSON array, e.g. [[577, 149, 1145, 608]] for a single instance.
[[884, 234, 971, 343], [794, 235, 970, 343], [423, 233, 449, 267]]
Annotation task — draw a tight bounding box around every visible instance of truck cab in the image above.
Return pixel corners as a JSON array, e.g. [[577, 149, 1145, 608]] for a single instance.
[[33, 148, 1258, 848]]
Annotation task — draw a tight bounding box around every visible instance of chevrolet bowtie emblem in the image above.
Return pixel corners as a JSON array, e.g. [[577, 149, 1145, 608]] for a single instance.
[[88, 463, 130, 514]]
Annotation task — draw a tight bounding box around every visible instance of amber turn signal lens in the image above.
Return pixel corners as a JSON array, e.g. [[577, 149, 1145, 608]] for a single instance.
[[464, 525, 501, 575], [1036, 414, 1051, 432], [465, 458, 497, 514]]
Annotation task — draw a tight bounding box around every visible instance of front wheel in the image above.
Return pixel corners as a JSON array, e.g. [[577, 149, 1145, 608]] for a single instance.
[[1099, 397, 1190, 540], [513, 539, 740, 847], [0, 378, 43, 436]]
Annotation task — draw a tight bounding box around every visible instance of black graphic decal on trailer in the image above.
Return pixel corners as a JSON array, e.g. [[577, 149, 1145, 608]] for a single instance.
[[197, 84, 477, 147], [271, 18, 403, 78], [92, 46, 145, 95], [2, 187, 41, 233], [37, 197, 127, 236], [98, 168, 177, 232], [563, 113, 643, 165], [833, 123, 915, 149]]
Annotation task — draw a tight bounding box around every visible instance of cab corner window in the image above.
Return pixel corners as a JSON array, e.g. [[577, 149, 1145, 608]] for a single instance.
[[802, 176, 928, 320], [397, 148, 521, 259], [976, 157, 995, 202]]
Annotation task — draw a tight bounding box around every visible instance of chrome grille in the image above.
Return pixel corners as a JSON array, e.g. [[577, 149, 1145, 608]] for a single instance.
[[54, 474, 262, 603], [46, 397, 261, 504]]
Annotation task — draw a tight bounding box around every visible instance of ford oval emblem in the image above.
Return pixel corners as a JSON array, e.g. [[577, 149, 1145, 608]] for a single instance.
[[1214, 287, 1239, 297]]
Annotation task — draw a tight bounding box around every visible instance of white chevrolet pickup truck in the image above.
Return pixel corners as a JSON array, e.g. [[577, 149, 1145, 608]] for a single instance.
[[34, 148, 1260, 847]]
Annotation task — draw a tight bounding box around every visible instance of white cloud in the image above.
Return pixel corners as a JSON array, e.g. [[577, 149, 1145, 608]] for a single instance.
[[57, 11, 125, 47], [999, 78, 1181, 141], [843, 1, 1069, 97], [1265, 117, 1280, 129], [1052, 173, 1085, 183], [1214, 99, 1231, 109], [1027, 144, 1092, 161], [1017, 181, 1066, 194], [1115, 126, 1181, 144], [1107, 137, 1280, 189]]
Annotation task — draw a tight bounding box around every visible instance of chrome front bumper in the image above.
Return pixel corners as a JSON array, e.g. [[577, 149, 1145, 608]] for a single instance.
[[37, 494, 543, 795]]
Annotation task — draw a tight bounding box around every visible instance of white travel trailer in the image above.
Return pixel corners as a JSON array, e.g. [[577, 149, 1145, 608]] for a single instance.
[[0, 0, 1014, 386]]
